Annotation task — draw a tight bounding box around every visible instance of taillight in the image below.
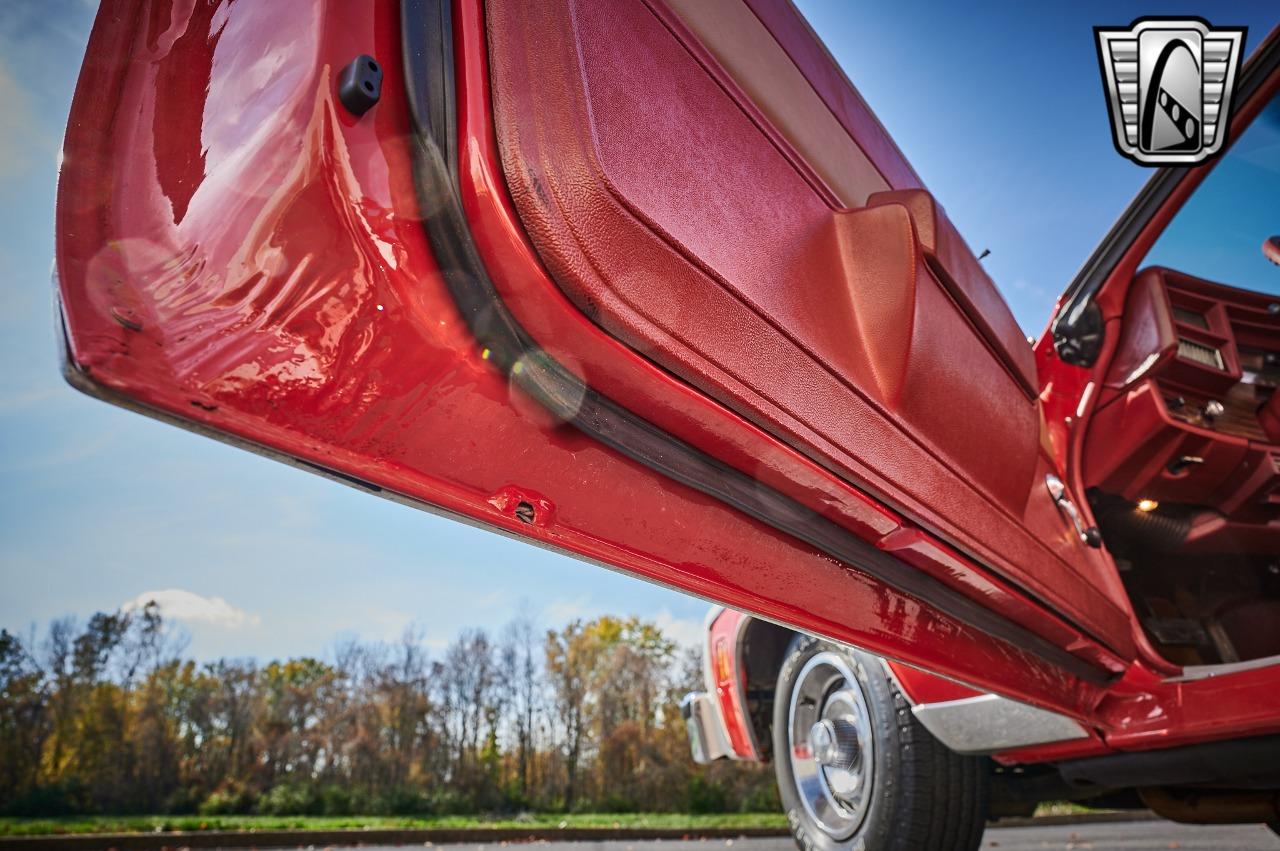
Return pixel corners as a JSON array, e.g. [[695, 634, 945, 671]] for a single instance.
[[708, 609, 758, 759], [714, 636, 733, 682]]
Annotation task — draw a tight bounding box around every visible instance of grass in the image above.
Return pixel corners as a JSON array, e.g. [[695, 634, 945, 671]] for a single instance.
[[0, 804, 1112, 836], [0, 812, 790, 837]]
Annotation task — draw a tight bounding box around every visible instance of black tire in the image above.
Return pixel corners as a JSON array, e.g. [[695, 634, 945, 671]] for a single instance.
[[772, 634, 989, 851]]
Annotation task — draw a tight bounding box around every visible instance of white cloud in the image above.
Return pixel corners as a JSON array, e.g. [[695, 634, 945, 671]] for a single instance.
[[651, 607, 704, 650], [124, 589, 260, 629], [541, 595, 590, 626], [0, 60, 55, 183]]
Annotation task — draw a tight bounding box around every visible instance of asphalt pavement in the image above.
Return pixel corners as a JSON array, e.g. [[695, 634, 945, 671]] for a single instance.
[[276, 823, 1278, 851]]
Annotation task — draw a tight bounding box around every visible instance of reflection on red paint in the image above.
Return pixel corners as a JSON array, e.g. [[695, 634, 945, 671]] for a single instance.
[[885, 660, 982, 705]]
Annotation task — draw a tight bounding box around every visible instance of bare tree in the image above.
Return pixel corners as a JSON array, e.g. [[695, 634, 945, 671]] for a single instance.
[[502, 613, 540, 801], [0, 608, 776, 817]]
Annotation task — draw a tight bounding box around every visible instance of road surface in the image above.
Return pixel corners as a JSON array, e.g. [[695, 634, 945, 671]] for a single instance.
[[274, 823, 1277, 851]]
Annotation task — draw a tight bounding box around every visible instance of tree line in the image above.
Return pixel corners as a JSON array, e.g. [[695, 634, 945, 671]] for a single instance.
[[0, 604, 776, 817]]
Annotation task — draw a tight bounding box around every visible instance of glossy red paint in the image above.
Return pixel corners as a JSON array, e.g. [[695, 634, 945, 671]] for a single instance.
[[56, 0, 1106, 722], [1102, 663, 1280, 752], [52, 0, 1280, 769], [709, 609, 758, 759], [994, 730, 1112, 766], [884, 660, 981, 705], [874, 528, 1125, 675]]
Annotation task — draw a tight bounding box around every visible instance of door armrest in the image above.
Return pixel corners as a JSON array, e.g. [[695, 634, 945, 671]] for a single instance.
[[867, 190, 1038, 397]]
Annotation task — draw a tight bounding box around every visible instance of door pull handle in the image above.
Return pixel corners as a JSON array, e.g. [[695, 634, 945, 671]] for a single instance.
[[1045, 474, 1103, 548]]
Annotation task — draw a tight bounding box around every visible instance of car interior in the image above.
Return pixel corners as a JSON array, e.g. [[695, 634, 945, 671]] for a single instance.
[[1083, 95, 1280, 667]]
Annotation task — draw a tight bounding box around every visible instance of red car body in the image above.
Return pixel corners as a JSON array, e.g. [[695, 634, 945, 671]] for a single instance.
[[54, 0, 1280, 828]]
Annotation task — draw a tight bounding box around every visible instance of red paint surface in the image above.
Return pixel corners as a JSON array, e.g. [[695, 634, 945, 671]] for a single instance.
[[709, 609, 758, 759], [52, 0, 1280, 767], [884, 660, 982, 705]]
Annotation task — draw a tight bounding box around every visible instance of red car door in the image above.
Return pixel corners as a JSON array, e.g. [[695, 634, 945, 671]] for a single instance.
[[55, 0, 1130, 717], [478, 0, 1137, 653]]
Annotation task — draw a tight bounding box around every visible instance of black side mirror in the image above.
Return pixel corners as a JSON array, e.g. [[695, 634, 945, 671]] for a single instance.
[[1052, 298, 1105, 367]]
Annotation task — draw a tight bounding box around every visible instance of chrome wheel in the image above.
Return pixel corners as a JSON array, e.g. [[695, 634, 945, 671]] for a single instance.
[[787, 650, 875, 840]]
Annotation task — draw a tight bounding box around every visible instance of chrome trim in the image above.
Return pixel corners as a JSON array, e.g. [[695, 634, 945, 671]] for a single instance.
[[911, 693, 1089, 755], [697, 607, 731, 761], [878, 656, 911, 698], [1169, 653, 1280, 682], [681, 691, 732, 764], [1045, 474, 1102, 548]]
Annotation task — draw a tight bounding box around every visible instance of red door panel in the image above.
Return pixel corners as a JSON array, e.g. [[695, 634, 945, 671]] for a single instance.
[[484, 0, 1133, 649]]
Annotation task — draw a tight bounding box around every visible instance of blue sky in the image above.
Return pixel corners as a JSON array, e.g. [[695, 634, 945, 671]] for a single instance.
[[1145, 97, 1280, 294], [1, 2, 1276, 661]]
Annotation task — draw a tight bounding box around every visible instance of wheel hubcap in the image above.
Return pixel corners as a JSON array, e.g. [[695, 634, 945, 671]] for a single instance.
[[809, 718, 861, 770], [788, 651, 875, 840]]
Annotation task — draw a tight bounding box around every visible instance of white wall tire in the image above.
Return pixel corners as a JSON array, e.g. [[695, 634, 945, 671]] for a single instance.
[[772, 635, 989, 851]]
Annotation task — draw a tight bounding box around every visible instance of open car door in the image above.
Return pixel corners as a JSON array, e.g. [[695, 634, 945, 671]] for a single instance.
[[56, 0, 1137, 718]]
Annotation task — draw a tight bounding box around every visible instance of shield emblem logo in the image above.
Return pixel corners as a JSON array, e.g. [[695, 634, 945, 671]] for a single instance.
[[1095, 19, 1246, 165]]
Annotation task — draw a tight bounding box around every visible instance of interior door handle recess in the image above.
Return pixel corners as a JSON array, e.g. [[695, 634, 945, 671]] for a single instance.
[[1045, 474, 1103, 548]]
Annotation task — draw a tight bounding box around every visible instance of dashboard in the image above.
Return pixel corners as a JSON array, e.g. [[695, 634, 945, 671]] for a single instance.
[[1084, 267, 1280, 554]]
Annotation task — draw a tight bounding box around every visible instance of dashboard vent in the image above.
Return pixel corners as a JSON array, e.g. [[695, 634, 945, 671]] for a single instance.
[[1172, 307, 1208, 329], [1177, 338, 1225, 370]]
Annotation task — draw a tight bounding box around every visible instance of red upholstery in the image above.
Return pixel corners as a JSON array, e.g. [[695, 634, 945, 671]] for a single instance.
[[739, 0, 924, 191], [1102, 267, 1178, 391], [867, 190, 1037, 396]]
